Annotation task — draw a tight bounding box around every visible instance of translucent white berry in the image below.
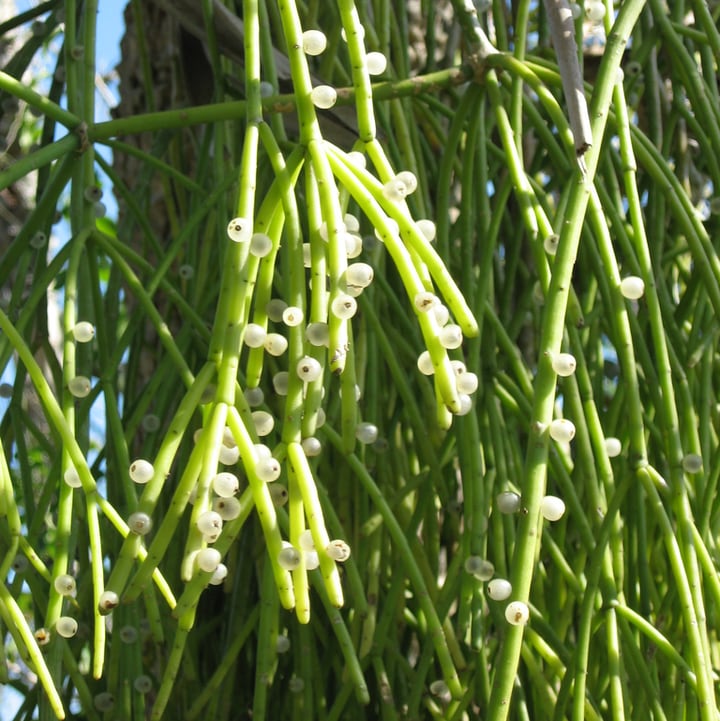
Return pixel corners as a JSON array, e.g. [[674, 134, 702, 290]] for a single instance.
[[115, 626, 137, 645], [273, 371, 290, 396], [53, 574, 77, 597], [244, 386, 264, 407], [306, 322, 330, 346], [179, 264, 194, 279], [197, 548, 222, 573], [264, 333, 288, 356], [254, 444, 273, 461], [227, 217, 252, 243], [604, 437, 622, 457], [305, 550, 320, 570], [269, 484, 289, 506], [218, 444, 240, 465], [142, 414, 161, 432], [414, 292, 438, 313], [243, 323, 266, 348], [396, 171, 418, 194], [250, 232, 273, 257], [213, 472, 239, 497], [451, 360, 467, 376], [682, 453, 703, 473], [134, 675, 153, 694], [417, 351, 434, 375], [345, 262, 374, 288], [496, 491, 521, 514], [30, 231, 47, 248], [197, 510, 223, 537], [282, 306, 304, 327], [56, 616, 78, 638], [298, 529, 315, 551], [439, 325, 463, 349], [345, 232, 363, 258], [331, 294, 357, 319], [252, 410, 275, 436], [456, 372, 478, 395], [302, 29, 327, 55], [68, 376, 91, 398], [455, 394, 473, 416], [35, 628, 50, 645], [620, 276, 645, 300], [310, 85, 337, 109], [463, 556, 494, 581], [94, 692, 115, 712], [213, 496, 242, 521], [128, 511, 153, 535], [416, 219, 437, 241], [256, 457, 281, 482], [355, 422, 378, 444], [301, 436, 322, 457], [551, 352, 576, 377], [98, 590, 119, 614], [429, 680, 451, 702], [433, 304, 450, 326], [585, 0, 606, 21], [549, 419, 576, 443], [72, 321, 95, 342], [543, 234, 559, 255], [278, 545, 301, 570], [326, 539, 351, 561], [505, 600, 530, 626], [129, 459, 154, 484], [366, 51, 387, 75], [209, 563, 228, 585], [266, 298, 288, 322], [64, 467, 82, 488], [297, 356, 322, 382], [276, 635, 291, 653], [488, 578, 513, 601], [540, 495, 566, 521]]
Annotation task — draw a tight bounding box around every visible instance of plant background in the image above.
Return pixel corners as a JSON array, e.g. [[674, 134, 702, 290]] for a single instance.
[[2, 1, 720, 720]]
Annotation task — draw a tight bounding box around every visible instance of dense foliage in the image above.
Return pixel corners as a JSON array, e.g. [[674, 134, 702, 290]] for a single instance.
[[1, 1, 720, 720]]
